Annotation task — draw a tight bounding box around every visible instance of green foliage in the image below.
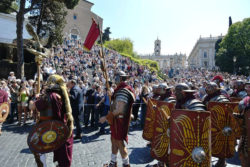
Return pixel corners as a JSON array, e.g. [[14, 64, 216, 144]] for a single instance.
[[0, 0, 18, 14], [54, 0, 79, 9], [120, 53, 159, 72], [104, 38, 133, 56], [216, 17, 250, 75], [29, 0, 67, 47], [102, 27, 111, 43]]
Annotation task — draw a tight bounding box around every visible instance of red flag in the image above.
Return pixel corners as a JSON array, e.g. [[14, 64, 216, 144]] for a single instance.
[[83, 19, 100, 51]]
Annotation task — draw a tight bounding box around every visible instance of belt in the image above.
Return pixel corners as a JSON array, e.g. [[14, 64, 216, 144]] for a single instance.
[[118, 115, 124, 118]]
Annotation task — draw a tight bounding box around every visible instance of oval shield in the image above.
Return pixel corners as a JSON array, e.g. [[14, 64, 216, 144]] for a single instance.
[[27, 120, 69, 153]]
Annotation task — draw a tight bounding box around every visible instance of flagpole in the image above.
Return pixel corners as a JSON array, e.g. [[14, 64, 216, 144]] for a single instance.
[[96, 20, 112, 104]]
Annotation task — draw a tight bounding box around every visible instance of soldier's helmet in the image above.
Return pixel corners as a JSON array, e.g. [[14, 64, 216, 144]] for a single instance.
[[175, 83, 195, 100], [205, 82, 219, 95], [115, 71, 129, 83], [235, 80, 245, 90]]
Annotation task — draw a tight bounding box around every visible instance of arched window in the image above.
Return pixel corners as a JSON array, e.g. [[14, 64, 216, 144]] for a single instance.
[[204, 51, 207, 58]]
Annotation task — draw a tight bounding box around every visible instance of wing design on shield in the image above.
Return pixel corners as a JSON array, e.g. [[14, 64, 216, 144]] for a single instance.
[[151, 102, 175, 162], [170, 110, 211, 167], [208, 102, 239, 158], [143, 99, 157, 141]]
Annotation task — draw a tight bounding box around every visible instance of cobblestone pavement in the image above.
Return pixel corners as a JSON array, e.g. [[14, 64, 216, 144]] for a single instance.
[[0, 121, 241, 167]]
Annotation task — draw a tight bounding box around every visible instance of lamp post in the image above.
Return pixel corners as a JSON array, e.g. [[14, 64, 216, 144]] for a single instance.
[[233, 56, 237, 75]]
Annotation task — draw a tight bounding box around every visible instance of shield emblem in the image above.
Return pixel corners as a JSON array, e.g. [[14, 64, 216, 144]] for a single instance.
[[170, 109, 211, 167], [208, 101, 239, 158], [0, 102, 9, 122], [142, 99, 157, 141], [27, 120, 69, 153], [150, 102, 175, 162]]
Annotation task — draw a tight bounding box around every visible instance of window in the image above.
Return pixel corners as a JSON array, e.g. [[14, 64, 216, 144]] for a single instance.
[[73, 14, 77, 20], [204, 51, 207, 58], [71, 34, 77, 40]]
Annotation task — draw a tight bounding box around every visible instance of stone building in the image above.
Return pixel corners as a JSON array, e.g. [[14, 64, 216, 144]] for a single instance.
[[140, 38, 186, 69], [63, 0, 103, 40], [0, 13, 31, 43], [188, 35, 222, 69]]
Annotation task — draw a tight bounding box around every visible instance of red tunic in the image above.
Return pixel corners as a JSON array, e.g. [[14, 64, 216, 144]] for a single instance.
[[110, 82, 135, 143]]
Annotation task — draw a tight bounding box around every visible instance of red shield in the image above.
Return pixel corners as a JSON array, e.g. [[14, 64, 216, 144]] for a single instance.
[[170, 109, 211, 167], [245, 109, 250, 165], [0, 102, 9, 123], [230, 97, 242, 102], [150, 101, 175, 162], [208, 102, 239, 158], [27, 120, 69, 153], [143, 99, 158, 141]]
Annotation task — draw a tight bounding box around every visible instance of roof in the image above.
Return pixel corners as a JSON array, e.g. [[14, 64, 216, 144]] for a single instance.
[[83, 0, 94, 5]]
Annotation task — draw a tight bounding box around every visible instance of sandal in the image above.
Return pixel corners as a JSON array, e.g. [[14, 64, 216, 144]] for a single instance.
[[103, 162, 117, 167]]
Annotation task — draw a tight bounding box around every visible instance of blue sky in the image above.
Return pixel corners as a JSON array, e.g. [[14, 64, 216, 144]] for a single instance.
[[89, 0, 250, 56]]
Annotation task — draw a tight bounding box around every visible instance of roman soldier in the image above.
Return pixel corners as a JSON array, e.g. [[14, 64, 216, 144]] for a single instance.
[[231, 80, 247, 98], [100, 71, 135, 167], [29, 74, 74, 167], [236, 82, 250, 167], [158, 83, 176, 103], [175, 83, 206, 111], [203, 82, 230, 167], [150, 83, 176, 167]]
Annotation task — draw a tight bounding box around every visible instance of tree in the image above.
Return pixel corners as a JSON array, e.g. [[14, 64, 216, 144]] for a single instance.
[[29, 0, 67, 47], [215, 17, 250, 75], [229, 16, 232, 27], [104, 38, 134, 56], [98, 27, 111, 44], [0, 0, 79, 78]]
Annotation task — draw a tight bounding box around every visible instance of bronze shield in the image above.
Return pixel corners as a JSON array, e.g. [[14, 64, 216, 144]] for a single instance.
[[170, 109, 211, 167], [208, 101, 239, 158], [150, 101, 175, 162], [0, 102, 9, 122], [143, 99, 158, 141], [27, 120, 69, 153]]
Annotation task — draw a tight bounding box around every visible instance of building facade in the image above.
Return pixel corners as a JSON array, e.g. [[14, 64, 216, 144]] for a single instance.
[[140, 38, 186, 69], [0, 13, 31, 43], [188, 35, 222, 69], [63, 0, 103, 41]]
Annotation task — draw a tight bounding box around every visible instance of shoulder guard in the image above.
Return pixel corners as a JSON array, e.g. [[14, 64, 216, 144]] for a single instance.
[[183, 99, 206, 111], [211, 95, 230, 103], [115, 88, 135, 104], [164, 97, 176, 103]]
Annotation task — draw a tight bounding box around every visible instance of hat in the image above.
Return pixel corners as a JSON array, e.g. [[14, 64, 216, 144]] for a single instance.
[[212, 75, 223, 82]]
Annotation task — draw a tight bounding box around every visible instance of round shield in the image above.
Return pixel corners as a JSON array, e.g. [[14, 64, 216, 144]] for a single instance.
[[27, 120, 69, 153], [0, 102, 10, 122]]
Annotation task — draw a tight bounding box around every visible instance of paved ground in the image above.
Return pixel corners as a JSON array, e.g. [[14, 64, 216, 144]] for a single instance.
[[0, 121, 242, 167]]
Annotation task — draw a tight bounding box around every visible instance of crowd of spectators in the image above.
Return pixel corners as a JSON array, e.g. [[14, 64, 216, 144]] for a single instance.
[[0, 37, 250, 136]]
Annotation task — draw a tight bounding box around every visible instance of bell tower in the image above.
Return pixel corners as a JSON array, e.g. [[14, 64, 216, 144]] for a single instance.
[[154, 37, 161, 56]]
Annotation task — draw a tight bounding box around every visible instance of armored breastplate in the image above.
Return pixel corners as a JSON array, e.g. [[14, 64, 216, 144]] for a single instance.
[[182, 99, 206, 111], [210, 95, 229, 103], [164, 96, 176, 103], [111, 88, 134, 115]]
